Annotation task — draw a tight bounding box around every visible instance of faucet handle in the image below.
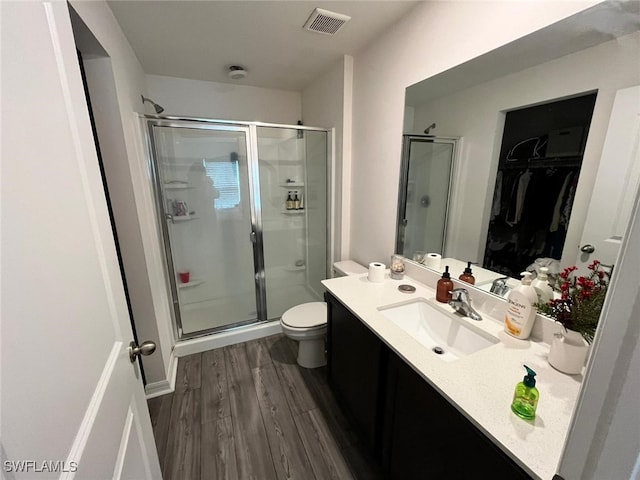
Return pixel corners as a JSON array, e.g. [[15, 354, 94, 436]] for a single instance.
[[449, 288, 470, 302]]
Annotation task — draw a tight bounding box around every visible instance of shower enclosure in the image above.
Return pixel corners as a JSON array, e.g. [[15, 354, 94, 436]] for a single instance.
[[396, 135, 457, 259], [144, 117, 329, 339]]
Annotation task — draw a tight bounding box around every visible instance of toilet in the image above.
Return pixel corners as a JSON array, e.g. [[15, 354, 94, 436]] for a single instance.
[[280, 260, 367, 368]]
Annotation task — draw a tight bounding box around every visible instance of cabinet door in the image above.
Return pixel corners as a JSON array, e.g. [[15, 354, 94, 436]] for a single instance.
[[384, 352, 531, 479], [326, 292, 385, 455]]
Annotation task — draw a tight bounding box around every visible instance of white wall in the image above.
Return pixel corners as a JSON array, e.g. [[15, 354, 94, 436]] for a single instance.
[[302, 55, 354, 264], [411, 32, 640, 266], [71, 1, 175, 387], [348, 0, 598, 266], [147, 74, 301, 124], [557, 178, 640, 479]]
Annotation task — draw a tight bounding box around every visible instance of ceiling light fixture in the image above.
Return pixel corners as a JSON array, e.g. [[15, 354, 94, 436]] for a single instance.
[[228, 65, 247, 80]]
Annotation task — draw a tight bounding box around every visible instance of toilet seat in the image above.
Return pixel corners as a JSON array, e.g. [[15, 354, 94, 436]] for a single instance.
[[281, 302, 327, 329]]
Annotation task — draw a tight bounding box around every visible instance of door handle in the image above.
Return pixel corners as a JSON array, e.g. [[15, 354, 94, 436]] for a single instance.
[[128, 341, 156, 363], [249, 231, 257, 243], [580, 244, 596, 254]]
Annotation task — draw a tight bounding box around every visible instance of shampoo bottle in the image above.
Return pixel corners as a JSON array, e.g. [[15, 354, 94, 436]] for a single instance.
[[436, 266, 454, 303], [459, 261, 476, 285], [511, 365, 539, 420], [531, 267, 553, 304], [504, 271, 538, 339]]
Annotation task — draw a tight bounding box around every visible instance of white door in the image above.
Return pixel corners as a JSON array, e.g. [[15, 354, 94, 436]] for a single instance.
[[1, 2, 161, 479], [576, 85, 640, 271]]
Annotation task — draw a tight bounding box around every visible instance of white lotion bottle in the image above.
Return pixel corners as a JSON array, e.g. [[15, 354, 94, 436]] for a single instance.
[[504, 271, 538, 339], [531, 266, 554, 304]]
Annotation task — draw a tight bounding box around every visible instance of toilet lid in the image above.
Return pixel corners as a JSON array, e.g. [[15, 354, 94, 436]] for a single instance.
[[281, 302, 327, 328]]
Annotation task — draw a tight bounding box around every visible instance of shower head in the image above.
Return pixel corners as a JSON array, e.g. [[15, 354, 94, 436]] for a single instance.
[[424, 123, 436, 135], [141, 95, 165, 114]]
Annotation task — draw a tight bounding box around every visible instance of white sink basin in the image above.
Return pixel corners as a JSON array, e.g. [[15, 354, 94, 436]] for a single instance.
[[378, 299, 498, 362]]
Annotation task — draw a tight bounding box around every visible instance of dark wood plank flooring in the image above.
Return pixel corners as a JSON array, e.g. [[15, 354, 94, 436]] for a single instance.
[[147, 334, 382, 480]]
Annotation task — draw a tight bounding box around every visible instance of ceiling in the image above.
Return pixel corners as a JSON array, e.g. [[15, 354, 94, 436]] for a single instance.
[[405, 1, 640, 106], [107, 1, 420, 91]]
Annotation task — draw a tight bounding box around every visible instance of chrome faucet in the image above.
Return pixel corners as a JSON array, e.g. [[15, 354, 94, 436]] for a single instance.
[[448, 288, 482, 321], [490, 276, 510, 296]]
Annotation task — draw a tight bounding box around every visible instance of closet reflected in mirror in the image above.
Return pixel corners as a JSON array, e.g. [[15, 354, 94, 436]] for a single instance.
[[485, 93, 597, 278]]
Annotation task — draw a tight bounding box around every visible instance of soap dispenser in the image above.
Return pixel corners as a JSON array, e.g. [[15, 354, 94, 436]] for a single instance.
[[504, 271, 538, 339], [531, 267, 553, 303], [436, 266, 454, 303], [459, 262, 476, 285], [511, 365, 539, 420]]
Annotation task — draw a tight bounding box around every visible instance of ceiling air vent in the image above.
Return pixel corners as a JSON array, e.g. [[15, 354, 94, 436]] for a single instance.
[[303, 8, 351, 36]]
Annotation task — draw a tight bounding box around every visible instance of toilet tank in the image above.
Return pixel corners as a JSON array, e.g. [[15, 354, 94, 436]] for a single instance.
[[333, 260, 367, 277]]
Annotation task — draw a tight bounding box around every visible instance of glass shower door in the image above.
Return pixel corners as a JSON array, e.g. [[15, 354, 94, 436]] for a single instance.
[[256, 126, 328, 320], [149, 122, 259, 336]]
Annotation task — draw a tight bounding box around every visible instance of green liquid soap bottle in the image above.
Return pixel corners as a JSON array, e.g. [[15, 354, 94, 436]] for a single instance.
[[511, 365, 539, 420]]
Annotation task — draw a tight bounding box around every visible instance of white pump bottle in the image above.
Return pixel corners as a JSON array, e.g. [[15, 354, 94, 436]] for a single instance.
[[504, 271, 538, 340]]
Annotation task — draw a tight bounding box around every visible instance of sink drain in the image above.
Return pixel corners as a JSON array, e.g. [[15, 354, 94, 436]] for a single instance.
[[432, 346, 445, 355]]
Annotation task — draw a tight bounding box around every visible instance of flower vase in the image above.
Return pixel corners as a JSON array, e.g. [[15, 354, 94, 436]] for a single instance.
[[548, 329, 589, 374]]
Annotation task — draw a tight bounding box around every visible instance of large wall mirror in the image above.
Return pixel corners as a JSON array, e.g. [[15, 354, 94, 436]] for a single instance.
[[398, 1, 640, 295]]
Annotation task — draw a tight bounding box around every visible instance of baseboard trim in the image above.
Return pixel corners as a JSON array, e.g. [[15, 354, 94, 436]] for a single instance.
[[145, 352, 178, 399], [172, 320, 283, 357]]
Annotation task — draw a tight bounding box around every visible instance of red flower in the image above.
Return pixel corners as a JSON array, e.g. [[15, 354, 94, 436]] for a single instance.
[[536, 260, 608, 343]]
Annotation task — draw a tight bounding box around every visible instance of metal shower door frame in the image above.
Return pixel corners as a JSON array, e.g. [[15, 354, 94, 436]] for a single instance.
[[144, 118, 267, 340]]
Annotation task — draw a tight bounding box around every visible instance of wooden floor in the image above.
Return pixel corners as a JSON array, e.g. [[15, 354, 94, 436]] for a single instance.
[[147, 334, 383, 480]]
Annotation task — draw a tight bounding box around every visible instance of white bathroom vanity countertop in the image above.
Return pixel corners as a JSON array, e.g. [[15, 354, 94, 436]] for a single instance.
[[322, 273, 583, 480]]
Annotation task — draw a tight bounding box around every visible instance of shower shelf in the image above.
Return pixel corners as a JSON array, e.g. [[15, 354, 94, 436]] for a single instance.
[[279, 182, 305, 187], [284, 265, 306, 272], [171, 215, 199, 223], [177, 279, 204, 289], [282, 210, 305, 215], [164, 183, 192, 190]]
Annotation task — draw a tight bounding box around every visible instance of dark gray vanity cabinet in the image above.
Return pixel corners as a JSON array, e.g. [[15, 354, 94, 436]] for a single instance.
[[383, 351, 532, 479], [326, 291, 532, 479], [325, 291, 386, 456]]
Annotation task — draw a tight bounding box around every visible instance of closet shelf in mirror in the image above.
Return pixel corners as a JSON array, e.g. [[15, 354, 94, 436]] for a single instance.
[[177, 279, 204, 289], [502, 156, 582, 170]]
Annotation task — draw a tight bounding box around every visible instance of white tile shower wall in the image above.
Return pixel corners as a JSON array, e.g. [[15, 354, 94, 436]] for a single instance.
[[167, 138, 256, 307]]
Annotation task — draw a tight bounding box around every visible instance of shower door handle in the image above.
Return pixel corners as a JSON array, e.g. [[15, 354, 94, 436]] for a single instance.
[[249, 231, 257, 243]]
